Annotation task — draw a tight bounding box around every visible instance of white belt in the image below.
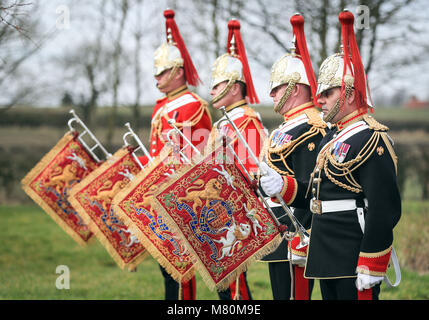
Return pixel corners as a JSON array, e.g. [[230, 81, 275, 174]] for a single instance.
[[310, 198, 368, 214], [322, 199, 367, 213]]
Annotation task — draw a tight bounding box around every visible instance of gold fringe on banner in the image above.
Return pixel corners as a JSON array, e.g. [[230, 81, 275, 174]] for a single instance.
[[68, 147, 148, 271], [112, 144, 196, 283], [21, 132, 97, 247], [151, 144, 282, 291]]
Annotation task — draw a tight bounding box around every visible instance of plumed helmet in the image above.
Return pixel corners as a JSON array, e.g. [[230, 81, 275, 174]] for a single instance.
[[269, 14, 319, 113], [316, 10, 373, 108], [270, 14, 316, 93], [154, 41, 183, 77], [269, 53, 310, 93], [316, 51, 373, 108], [211, 52, 244, 89], [153, 9, 200, 86], [210, 19, 259, 104]]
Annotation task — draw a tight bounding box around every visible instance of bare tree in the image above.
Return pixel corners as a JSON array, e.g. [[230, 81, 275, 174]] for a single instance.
[[0, 1, 55, 112], [56, 0, 111, 126], [106, 0, 129, 147], [130, 0, 144, 131]]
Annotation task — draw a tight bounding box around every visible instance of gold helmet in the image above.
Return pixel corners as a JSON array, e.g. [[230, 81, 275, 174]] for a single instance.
[[211, 52, 244, 90], [211, 19, 259, 105], [317, 10, 373, 122], [154, 35, 183, 77], [269, 13, 318, 113], [316, 51, 373, 107], [154, 9, 200, 87]]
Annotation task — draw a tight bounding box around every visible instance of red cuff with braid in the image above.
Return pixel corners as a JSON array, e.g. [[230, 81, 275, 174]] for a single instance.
[[291, 234, 308, 257], [270, 176, 297, 205], [356, 246, 392, 276], [281, 176, 298, 205]]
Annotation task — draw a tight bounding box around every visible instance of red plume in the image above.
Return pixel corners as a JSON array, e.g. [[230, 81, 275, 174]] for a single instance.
[[290, 13, 319, 107], [164, 9, 201, 86], [226, 20, 259, 104], [338, 10, 368, 110]]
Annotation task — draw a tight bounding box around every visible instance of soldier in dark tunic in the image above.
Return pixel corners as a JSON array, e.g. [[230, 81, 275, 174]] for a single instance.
[[259, 14, 326, 300], [260, 10, 401, 300]]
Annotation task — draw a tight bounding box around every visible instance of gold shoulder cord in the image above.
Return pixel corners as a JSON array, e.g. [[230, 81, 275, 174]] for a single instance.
[[319, 115, 391, 193], [267, 109, 326, 176], [267, 126, 324, 176], [210, 107, 266, 153], [154, 95, 210, 144], [169, 98, 210, 129]]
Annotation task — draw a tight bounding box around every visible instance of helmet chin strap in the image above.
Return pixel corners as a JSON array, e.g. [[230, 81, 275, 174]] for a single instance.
[[323, 80, 353, 123], [211, 78, 235, 105], [273, 81, 296, 114], [273, 73, 300, 114], [323, 98, 341, 123]]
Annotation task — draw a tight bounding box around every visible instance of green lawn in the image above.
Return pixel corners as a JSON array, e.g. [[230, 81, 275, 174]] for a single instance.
[[0, 203, 428, 300]]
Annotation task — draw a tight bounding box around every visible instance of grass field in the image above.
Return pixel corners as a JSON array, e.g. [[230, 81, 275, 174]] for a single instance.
[[1, 201, 428, 300]]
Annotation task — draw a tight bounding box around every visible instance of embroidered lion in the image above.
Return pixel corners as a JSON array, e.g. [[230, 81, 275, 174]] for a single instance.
[[92, 178, 130, 211], [177, 178, 224, 213], [45, 163, 79, 193], [134, 184, 159, 216]]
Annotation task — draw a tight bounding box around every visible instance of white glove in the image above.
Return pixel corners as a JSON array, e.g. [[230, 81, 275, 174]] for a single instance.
[[259, 162, 283, 197], [290, 253, 306, 268], [356, 272, 384, 291]]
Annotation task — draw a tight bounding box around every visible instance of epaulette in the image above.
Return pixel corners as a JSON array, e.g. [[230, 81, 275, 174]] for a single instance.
[[364, 114, 389, 132], [244, 106, 258, 119], [156, 96, 167, 104], [304, 108, 328, 131], [189, 91, 208, 107]]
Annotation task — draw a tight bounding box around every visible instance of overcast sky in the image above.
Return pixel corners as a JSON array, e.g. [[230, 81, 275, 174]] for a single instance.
[[11, 0, 429, 108]]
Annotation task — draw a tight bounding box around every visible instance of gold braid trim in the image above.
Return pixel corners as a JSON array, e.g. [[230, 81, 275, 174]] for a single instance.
[[359, 246, 392, 259], [267, 126, 325, 176], [321, 130, 382, 193], [380, 133, 398, 175], [305, 108, 328, 132], [364, 115, 397, 173], [364, 114, 389, 132], [153, 94, 210, 144], [280, 176, 289, 197]]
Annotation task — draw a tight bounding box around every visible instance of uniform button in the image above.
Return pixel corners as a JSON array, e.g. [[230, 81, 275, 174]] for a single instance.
[[152, 141, 156, 145]]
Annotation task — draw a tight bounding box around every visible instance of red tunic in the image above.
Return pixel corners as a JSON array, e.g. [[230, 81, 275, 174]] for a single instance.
[[140, 85, 212, 165], [211, 100, 267, 175]]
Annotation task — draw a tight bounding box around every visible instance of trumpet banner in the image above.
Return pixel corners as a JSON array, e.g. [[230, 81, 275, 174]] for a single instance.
[[113, 147, 195, 282], [21, 132, 98, 246], [68, 147, 148, 270], [152, 145, 282, 291]]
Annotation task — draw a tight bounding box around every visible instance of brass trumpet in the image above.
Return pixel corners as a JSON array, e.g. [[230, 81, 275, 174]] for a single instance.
[[166, 118, 202, 164], [122, 122, 153, 169], [67, 109, 111, 162]]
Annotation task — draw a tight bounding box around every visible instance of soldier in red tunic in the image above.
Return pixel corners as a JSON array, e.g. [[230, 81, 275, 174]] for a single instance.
[[260, 11, 401, 300], [208, 19, 267, 300], [143, 9, 212, 300]]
